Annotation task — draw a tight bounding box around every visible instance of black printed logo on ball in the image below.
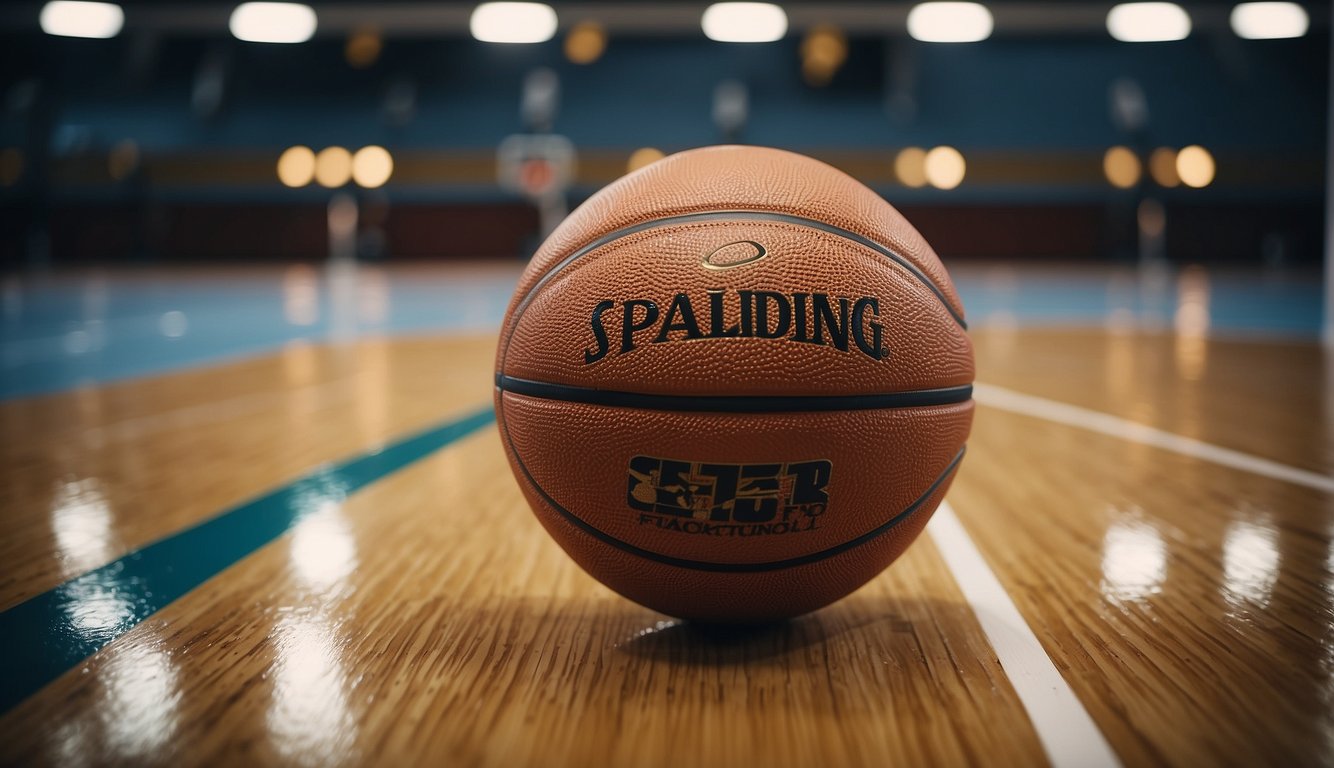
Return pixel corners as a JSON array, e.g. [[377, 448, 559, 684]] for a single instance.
[[701, 240, 768, 270], [627, 456, 831, 537], [582, 290, 886, 364]]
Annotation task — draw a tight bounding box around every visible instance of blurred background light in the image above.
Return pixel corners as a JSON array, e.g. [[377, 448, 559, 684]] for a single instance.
[[1230, 2, 1308, 40], [800, 24, 847, 86], [1149, 147, 1180, 187], [344, 26, 383, 68], [470, 2, 558, 44], [314, 147, 352, 188], [229, 2, 317, 44], [626, 147, 665, 173], [924, 146, 966, 190], [701, 3, 788, 43], [907, 2, 995, 43], [40, 1, 124, 39], [564, 21, 607, 64], [1176, 145, 1215, 188], [277, 146, 316, 188], [1106, 3, 1191, 42], [894, 147, 928, 188], [107, 139, 140, 181], [351, 146, 393, 189], [0, 148, 22, 186], [1103, 146, 1142, 189]]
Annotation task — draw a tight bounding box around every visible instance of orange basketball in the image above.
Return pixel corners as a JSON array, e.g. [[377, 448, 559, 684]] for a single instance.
[[495, 146, 974, 622]]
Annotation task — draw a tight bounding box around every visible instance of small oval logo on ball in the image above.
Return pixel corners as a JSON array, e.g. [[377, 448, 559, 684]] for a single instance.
[[701, 240, 767, 270]]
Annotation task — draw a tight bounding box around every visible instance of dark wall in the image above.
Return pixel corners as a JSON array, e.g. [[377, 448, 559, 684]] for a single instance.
[[1, 198, 1317, 266], [0, 201, 539, 265]]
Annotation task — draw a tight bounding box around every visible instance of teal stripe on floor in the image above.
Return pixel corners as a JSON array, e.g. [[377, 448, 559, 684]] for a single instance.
[[0, 407, 495, 714]]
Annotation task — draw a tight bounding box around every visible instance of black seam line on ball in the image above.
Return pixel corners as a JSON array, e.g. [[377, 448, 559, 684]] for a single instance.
[[505, 439, 965, 574], [507, 210, 968, 333], [496, 375, 974, 413]]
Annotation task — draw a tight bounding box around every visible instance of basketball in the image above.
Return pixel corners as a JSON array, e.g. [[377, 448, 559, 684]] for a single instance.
[[9, 4, 1326, 761], [495, 145, 974, 622]]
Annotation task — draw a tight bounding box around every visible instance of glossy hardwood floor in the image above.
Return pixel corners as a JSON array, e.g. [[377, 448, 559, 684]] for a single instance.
[[0, 326, 1329, 766]]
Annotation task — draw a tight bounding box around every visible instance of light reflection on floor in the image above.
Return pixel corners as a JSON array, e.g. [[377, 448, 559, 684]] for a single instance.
[[51, 477, 116, 579], [99, 642, 181, 761], [266, 615, 359, 768], [1100, 511, 1168, 604], [1222, 515, 1280, 610], [268, 500, 361, 767]]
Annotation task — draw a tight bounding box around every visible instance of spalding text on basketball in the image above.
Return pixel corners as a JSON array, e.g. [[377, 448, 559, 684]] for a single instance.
[[582, 290, 885, 364], [627, 456, 831, 537]]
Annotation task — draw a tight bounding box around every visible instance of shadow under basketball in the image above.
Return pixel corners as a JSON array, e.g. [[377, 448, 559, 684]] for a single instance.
[[614, 600, 930, 666]]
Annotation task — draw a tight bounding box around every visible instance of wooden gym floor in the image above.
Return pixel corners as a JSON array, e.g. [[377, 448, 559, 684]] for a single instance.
[[0, 264, 1329, 767]]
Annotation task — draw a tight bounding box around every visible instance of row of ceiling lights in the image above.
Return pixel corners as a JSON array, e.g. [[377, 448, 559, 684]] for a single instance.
[[277, 145, 393, 188], [39, 1, 1312, 43], [265, 143, 1213, 191], [0, 141, 1214, 191], [1105, 145, 1215, 188]]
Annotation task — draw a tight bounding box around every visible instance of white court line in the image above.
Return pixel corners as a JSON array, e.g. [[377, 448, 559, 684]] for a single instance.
[[929, 502, 1121, 768], [974, 382, 1334, 495], [77, 374, 362, 447]]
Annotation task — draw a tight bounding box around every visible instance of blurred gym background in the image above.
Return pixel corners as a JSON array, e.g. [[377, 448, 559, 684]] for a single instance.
[[0, 1, 1327, 398]]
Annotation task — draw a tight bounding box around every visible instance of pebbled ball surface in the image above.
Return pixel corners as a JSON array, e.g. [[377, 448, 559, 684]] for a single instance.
[[495, 145, 975, 622]]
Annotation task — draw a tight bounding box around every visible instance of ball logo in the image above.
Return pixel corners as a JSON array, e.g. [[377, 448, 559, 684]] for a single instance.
[[627, 455, 831, 537], [582, 289, 886, 364], [702, 240, 767, 270]]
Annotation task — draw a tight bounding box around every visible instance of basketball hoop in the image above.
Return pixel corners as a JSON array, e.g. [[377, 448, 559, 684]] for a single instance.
[[517, 157, 557, 198], [497, 133, 575, 202], [498, 133, 576, 237]]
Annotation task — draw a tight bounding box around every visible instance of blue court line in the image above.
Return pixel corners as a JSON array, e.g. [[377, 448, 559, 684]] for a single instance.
[[0, 407, 495, 715]]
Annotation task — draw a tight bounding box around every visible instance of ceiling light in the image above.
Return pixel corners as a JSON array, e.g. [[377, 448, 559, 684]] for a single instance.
[[1107, 3, 1191, 42], [702, 3, 788, 43], [229, 2, 317, 44], [470, 2, 558, 44], [907, 3, 994, 43], [39, 1, 123, 39], [1230, 2, 1308, 39]]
